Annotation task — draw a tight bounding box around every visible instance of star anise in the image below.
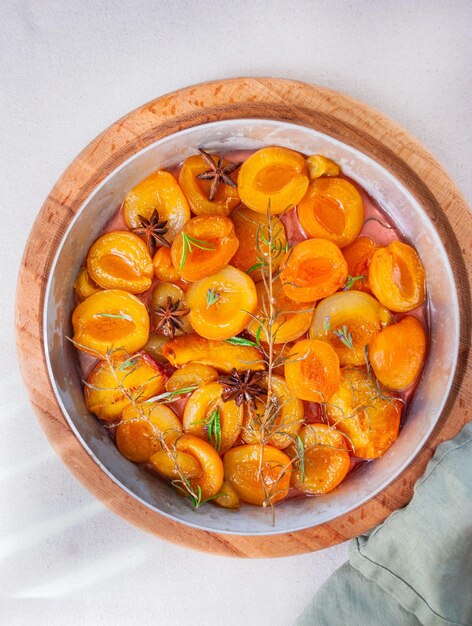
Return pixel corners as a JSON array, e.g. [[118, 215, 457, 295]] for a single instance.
[[132, 209, 170, 256], [196, 149, 241, 202], [218, 368, 267, 408], [153, 296, 189, 338]]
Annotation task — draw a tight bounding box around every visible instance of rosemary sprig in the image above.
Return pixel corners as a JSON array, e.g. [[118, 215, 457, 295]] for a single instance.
[[180, 233, 215, 270], [96, 313, 133, 322], [206, 407, 222, 452], [333, 324, 353, 349], [225, 336, 259, 348], [296, 434, 305, 483], [206, 288, 220, 307], [344, 275, 365, 290]]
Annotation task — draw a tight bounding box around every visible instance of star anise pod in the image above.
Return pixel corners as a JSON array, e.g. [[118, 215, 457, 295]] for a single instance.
[[153, 296, 189, 338], [132, 209, 170, 256], [218, 368, 267, 408], [196, 148, 241, 202]]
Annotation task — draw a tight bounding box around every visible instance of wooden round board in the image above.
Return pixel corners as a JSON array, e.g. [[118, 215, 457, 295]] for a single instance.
[[16, 78, 472, 557]]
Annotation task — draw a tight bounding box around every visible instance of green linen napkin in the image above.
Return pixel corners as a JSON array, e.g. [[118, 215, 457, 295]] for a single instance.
[[296, 422, 472, 626]]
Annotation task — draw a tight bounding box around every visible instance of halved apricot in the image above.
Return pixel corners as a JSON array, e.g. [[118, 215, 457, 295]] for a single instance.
[[72, 289, 149, 356], [369, 241, 426, 312], [230, 206, 287, 281], [84, 352, 166, 422], [342, 236, 377, 293], [306, 155, 341, 179], [163, 334, 264, 372], [74, 267, 102, 301], [280, 238, 348, 302], [242, 374, 304, 449], [214, 481, 240, 509], [166, 363, 219, 392], [152, 246, 181, 282], [174, 434, 224, 499], [186, 265, 257, 340], [183, 382, 243, 454], [223, 444, 292, 505], [369, 316, 427, 390], [290, 424, 350, 494], [87, 231, 154, 293], [171, 216, 239, 282], [178, 153, 240, 216], [149, 449, 202, 480], [284, 339, 340, 402], [309, 291, 391, 366], [327, 368, 402, 459], [298, 178, 364, 248], [123, 170, 190, 241], [150, 282, 192, 336], [247, 277, 314, 344], [116, 402, 182, 463], [238, 147, 309, 214]]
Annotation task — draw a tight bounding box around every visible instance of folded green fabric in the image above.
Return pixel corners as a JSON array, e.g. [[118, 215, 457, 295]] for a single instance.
[[296, 422, 472, 626]]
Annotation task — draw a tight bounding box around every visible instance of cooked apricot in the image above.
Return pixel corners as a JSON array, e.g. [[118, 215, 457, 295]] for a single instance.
[[342, 236, 377, 293], [150, 282, 192, 336], [327, 368, 402, 459], [171, 216, 239, 282], [72, 289, 149, 356], [214, 481, 240, 509], [298, 178, 364, 248], [149, 449, 202, 480], [310, 291, 391, 366], [166, 363, 218, 392], [163, 334, 264, 372], [178, 153, 240, 216], [247, 278, 314, 344], [123, 170, 190, 241], [87, 231, 154, 294], [84, 352, 166, 422], [223, 444, 292, 505], [290, 424, 350, 494], [152, 246, 181, 282], [116, 402, 182, 463], [174, 434, 224, 499], [238, 147, 309, 214], [183, 382, 243, 454], [306, 155, 341, 179], [74, 267, 102, 301], [369, 241, 426, 312], [242, 374, 303, 449], [369, 316, 426, 390], [186, 265, 257, 340], [143, 333, 170, 363], [280, 238, 348, 303], [230, 206, 287, 281], [284, 339, 340, 402]]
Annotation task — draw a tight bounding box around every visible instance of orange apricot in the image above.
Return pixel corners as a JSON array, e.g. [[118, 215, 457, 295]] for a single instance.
[[74, 267, 102, 301], [87, 231, 154, 294], [84, 352, 166, 422], [149, 449, 202, 480], [230, 206, 287, 281], [369, 241, 426, 312], [178, 153, 240, 216], [166, 363, 219, 392], [223, 444, 292, 505], [369, 316, 427, 390], [309, 291, 391, 366], [72, 289, 149, 357], [284, 339, 340, 402], [290, 424, 350, 494], [298, 178, 364, 248], [306, 155, 341, 179], [342, 236, 377, 293], [327, 368, 402, 459], [116, 402, 182, 463], [163, 334, 264, 373], [174, 434, 224, 499], [280, 238, 348, 303], [214, 481, 240, 509], [123, 170, 190, 241], [152, 246, 181, 282], [171, 215, 239, 282], [186, 265, 257, 340], [183, 382, 243, 454], [150, 282, 192, 336], [238, 147, 309, 214]]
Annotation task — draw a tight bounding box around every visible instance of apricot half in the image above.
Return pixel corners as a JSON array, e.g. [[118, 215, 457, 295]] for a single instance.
[[174, 434, 224, 499], [342, 236, 377, 293], [186, 265, 257, 340], [327, 368, 402, 459], [369, 241, 426, 312], [223, 444, 292, 505], [238, 147, 309, 214], [87, 231, 154, 294], [306, 155, 341, 179], [166, 363, 218, 392], [280, 238, 348, 303], [298, 178, 364, 248], [284, 339, 340, 403], [309, 291, 391, 366], [171, 215, 239, 282], [152, 246, 181, 283], [369, 316, 427, 390], [290, 424, 350, 494], [149, 449, 202, 481], [72, 289, 149, 356], [123, 169, 190, 241], [74, 267, 102, 301]]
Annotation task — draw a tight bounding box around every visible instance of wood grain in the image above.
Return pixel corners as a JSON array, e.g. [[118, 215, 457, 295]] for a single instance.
[[15, 78, 472, 557]]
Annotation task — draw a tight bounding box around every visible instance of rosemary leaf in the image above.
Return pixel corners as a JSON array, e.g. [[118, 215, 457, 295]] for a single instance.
[[225, 336, 259, 348]]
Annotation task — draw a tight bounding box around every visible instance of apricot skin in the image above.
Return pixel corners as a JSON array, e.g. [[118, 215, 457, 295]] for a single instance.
[[74, 267, 102, 301], [342, 236, 377, 293], [175, 434, 224, 499]]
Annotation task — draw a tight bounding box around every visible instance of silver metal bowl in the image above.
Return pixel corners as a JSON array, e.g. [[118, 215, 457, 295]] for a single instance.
[[44, 119, 459, 535]]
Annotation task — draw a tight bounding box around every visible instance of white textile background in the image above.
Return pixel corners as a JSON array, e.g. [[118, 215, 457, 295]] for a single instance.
[[1, 1, 471, 624]]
